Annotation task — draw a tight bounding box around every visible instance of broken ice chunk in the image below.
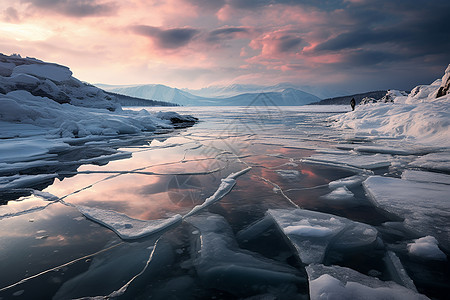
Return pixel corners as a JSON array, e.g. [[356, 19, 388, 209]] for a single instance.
[[409, 152, 450, 173], [303, 153, 392, 170], [77, 206, 182, 240], [328, 173, 371, 189], [363, 176, 450, 248], [268, 209, 378, 264], [401, 169, 450, 185], [275, 169, 301, 180], [187, 213, 304, 297], [384, 251, 418, 292], [183, 167, 251, 218], [321, 186, 355, 202], [407, 236, 447, 261], [306, 264, 429, 300]]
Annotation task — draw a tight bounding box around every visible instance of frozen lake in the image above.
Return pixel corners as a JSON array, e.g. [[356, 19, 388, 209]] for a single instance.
[[0, 106, 448, 299]]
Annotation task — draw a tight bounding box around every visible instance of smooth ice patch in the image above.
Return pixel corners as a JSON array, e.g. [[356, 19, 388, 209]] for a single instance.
[[187, 213, 304, 297], [307, 264, 429, 300], [407, 236, 447, 261], [268, 209, 378, 264], [363, 176, 450, 248], [77, 206, 182, 240]]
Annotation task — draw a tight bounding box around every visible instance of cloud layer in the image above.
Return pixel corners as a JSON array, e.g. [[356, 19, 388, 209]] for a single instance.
[[1, 0, 449, 92]]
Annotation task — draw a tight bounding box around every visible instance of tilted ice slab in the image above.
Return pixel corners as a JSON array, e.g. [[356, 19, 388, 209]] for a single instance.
[[268, 209, 378, 264], [328, 173, 371, 189], [187, 213, 304, 296], [77, 206, 182, 240], [321, 186, 355, 201], [0, 138, 69, 163], [302, 153, 392, 170], [401, 169, 450, 185], [409, 152, 450, 173], [336, 144, 425, 156], [183, 167, 251, 218], [363, 176, 450, 248], [306, 264, 429, 300]]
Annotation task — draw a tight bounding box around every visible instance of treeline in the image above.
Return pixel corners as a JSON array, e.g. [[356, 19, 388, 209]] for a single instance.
[[312, 91, 387, 105], [106, 91, 179, 107]]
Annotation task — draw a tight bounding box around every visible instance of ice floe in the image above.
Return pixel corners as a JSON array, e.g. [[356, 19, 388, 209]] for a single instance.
[[363, 176, 450, 248], [409, 152, 450, 173], [401, 169, 450, 185], [303, 153, 392, 170], [407, 236, 447, 261], [306, 264, 429, 300], [268, 209, 378, 264], [77, 206, 182, 240]]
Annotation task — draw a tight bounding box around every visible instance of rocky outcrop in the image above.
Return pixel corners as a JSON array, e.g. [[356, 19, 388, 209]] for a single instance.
[[436, 64, 450, 98]]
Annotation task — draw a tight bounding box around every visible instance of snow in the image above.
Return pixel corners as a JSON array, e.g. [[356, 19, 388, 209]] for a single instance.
[[268, 209, 378, 264], [331, 64, 450, 147], [363, 176, 450, 248], [407, 236, 447, 261], [12, 63, 72, 83], [307, 264, 429, 300], [76, 206, 182, 240]]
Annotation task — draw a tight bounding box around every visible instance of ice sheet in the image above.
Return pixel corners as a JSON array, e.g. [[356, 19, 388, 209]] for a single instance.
[[363, 176, 450, 248], [306, 264, 429, 300], [77, 206, 182, 240], [187, 213, 304, 297], [268, 209, 378, 264]]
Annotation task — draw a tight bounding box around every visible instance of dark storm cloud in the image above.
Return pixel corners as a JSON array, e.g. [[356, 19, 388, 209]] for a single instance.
[[277, 35, 303, 53], [207, 27, 249, 42], [133, 26, 200, 49], [20, 0, 117, 17]]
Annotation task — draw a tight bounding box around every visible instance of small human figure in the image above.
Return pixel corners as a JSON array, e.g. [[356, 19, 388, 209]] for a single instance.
[[350, 97, 356, 111]]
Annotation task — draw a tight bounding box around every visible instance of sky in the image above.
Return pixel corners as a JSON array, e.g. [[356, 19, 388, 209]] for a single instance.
[[1, 0, 449, 94]]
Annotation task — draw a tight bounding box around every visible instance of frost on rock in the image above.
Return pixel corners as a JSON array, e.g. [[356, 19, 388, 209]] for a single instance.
[[268, 209, 378, 264], [77, 206, 182, 240], [187, 213, 304, 297], [363, 176, 450, 248], [407, 236, 447, 261], [306, 264, 429, 300]]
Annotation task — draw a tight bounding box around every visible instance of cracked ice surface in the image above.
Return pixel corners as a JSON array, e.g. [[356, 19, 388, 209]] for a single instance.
[[268, 209, 378, 264]]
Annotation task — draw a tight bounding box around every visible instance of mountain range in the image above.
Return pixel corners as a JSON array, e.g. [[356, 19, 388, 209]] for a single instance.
[[96, 83, 324, 106]]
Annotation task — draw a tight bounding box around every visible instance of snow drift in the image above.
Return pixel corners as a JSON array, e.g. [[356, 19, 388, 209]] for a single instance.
[[331, 64, 450, 147]]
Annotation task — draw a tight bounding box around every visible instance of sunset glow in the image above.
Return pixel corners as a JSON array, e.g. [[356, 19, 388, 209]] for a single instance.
[[1, 0, 449, 92]]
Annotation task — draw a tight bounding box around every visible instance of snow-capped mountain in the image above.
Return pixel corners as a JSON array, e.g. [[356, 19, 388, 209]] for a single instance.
[[98, 83, 321, 106]]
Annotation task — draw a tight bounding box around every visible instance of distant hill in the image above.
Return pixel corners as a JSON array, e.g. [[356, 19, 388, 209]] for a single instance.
[[312, 91, 387, 105], [105, 91, 178, 106]]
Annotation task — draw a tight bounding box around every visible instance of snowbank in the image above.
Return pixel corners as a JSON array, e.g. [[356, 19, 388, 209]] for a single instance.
[[0, 54, 197, 160], [331, 65, 450, 147]]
